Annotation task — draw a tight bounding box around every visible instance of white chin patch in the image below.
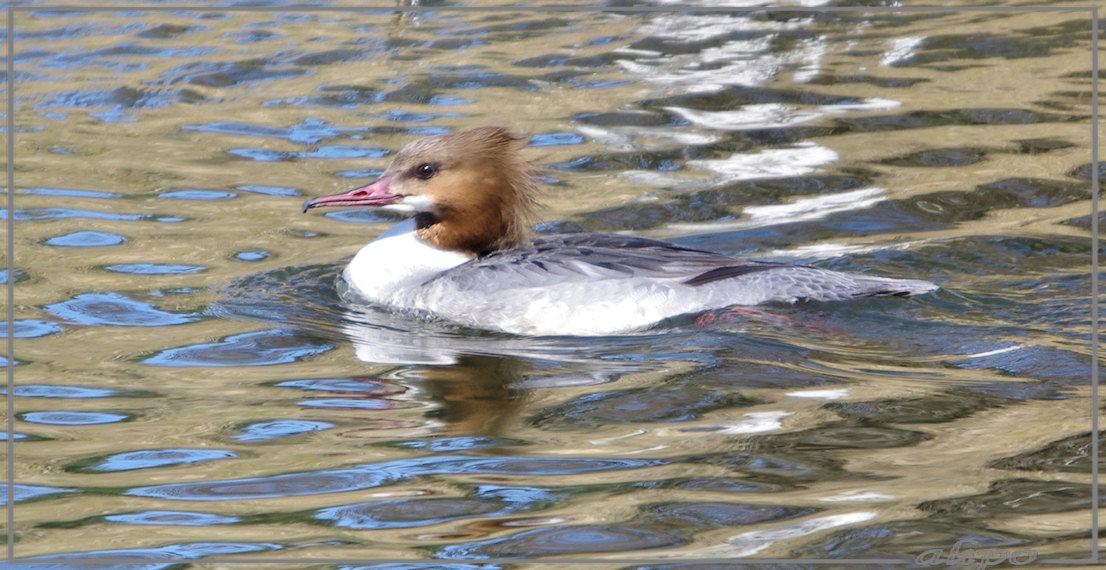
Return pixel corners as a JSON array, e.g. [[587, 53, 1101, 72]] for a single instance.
[[392, 194, 434, 213], [383, 203, 417, 214]]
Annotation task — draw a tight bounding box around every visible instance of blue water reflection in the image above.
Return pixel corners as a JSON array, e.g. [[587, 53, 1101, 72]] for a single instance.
[[143, 329, 332, 367], [104, 510, 241, 526], [236, 184, 299, 196], [23, 541, 282, 568], [1, 208, 180, 222], [233, 419, 332, 442], [44, 292, 199, 326], [1, 384, 121, 397], [0, 483, 79, 506], [228, 144, 390, 162], [23, 187, 122, 198], [275, 377, 395, 393], [436, 525, 684, 559], [233, 250, 271, 261], [158, 189, 236, 200], [315, 485, 558, 530], [82, 448, 238, 472], [0, 269, 24, 284], [182, 117, 371, 144], [127, 455, 663, 501], [105, 263, 206, 275], [44, 230, 126, 247], [20, 411, 132, 425], [0, 319, 63, 338]]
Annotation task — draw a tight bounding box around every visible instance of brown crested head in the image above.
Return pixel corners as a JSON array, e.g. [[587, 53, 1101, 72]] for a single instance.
[[378, 126, 540, 255]]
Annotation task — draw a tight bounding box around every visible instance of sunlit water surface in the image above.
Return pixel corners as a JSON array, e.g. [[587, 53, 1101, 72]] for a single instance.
[[4, 2, 1101, 565]]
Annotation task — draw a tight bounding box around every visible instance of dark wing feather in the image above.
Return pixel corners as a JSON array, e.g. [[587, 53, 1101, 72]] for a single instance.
[[682, 263, 786, 286]]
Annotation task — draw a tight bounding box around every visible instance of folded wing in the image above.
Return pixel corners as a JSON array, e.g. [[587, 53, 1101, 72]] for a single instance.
[[426, 233, 937, 304]]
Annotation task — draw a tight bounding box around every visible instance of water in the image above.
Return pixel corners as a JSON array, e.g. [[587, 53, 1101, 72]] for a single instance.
[[5, 2, 1099, 565]]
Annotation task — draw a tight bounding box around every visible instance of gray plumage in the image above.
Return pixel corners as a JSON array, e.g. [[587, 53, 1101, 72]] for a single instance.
[[424, 233, 936, 303]]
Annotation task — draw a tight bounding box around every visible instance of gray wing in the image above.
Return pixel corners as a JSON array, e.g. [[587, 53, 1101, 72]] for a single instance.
[[425, 233, 936, 302], [429, 234, 780, 290]]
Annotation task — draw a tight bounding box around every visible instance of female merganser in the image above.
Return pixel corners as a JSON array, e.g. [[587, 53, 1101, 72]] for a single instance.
[[303, 126, 937, 336]]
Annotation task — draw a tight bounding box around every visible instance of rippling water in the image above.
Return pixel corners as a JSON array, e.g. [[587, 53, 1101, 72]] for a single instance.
[[5, 2, 1100, 565]]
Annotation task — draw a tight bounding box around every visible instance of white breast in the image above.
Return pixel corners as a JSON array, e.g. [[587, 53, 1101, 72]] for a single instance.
[[343, 218, 473, 306]]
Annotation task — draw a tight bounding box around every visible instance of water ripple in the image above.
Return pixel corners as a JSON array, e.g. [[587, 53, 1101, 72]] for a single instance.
[[104, 510, 241, 526], [389, 436, 524, 453], [274, 377, 398, 394], [437, 525, 684, 559], [44, 230, 126, 247], [228, 144, 390, 162], [0, 319, 63, 338], [142, 329, 331, 367], [1, 207, 181, 222], [162, 59, 309, 88], [21, 411, 132, 426], [72, 448, 238, 473], [0, 269, 25, 284], [233, 250, 271, 261], [44, 292, 199, 327], [232, 419, 333, 442], [647, 501, 816, 527], [298, 398, 407, 410], [314, 486, 546, 530], [30, 86, 209, 119], [182, 117, 371, 144], [236, 184, 300, 196], [0, 384, 135, 398], [158, 189, 236, 200], [105, 263, 206, 275], [0, 483, 79, 506], [127, 454, 662, 501], [23, 187, 122, 198], [24, 541, 283, 568]]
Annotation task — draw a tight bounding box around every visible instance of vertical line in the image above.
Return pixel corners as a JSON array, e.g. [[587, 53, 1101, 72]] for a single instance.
[[5, 4, 13, 563], [1092, 5, 1101, 565]]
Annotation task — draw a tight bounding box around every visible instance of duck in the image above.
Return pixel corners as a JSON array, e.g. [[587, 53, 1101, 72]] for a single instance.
[[303, 126, 937, 336]]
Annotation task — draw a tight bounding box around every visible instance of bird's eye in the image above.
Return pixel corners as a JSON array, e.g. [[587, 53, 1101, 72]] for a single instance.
[[414, 163, 438, 180]]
